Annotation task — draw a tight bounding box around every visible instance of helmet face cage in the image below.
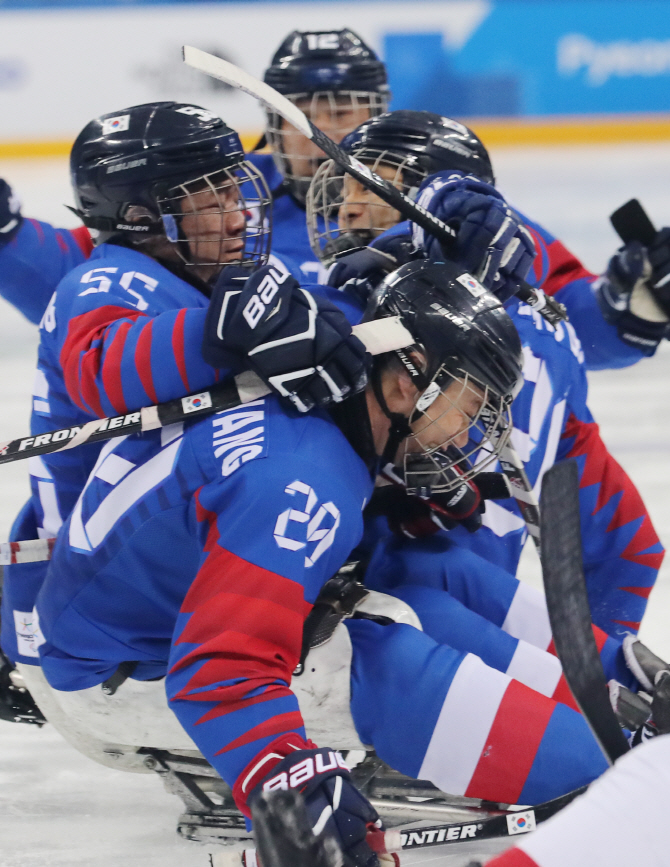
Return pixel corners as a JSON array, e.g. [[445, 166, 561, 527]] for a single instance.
[[400, 364, 513, 495], [154, 160, 271, 275], [266, 90, 388, 203], [306, 147, 425, 264]]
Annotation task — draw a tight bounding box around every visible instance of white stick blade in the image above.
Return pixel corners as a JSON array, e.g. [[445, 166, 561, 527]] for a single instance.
[[182, 46, 313, 139]]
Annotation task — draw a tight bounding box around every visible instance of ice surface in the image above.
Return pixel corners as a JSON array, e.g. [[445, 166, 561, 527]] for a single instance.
[[0, 143, 669, 866]]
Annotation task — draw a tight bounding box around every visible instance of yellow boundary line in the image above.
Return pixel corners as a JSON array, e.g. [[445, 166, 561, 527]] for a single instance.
[[2, 116, 670, 159]]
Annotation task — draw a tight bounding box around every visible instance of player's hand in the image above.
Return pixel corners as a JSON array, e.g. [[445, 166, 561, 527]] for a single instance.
[[411, 171, 535, 302], [203, 263, 370, 412], [0, 179, 22, 247], [596, 238, 670, 355], [237, 734, 391, 867]]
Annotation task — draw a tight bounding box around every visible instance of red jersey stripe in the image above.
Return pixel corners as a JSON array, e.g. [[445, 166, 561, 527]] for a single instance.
[[101, 320, 133, 414], [172, 308, 190, 392], [214, 711, 305, 755], [134, 318, 159, 405], [465, 680, 554, 804]]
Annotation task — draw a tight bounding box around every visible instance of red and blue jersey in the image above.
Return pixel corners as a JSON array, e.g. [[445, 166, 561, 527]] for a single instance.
[[36, 398, 607, 806], [37, 398, 372, 790], [444, 300, 663, 638], [520, 210, 645, 370], [0, 218, 92, 324], [27, 243, 238, 540]]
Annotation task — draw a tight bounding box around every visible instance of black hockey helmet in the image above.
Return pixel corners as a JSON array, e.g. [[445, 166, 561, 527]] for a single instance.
[[263, 30, 390, 204], [365, 259, 523, 490], [70, 102, 271, 276], [307, 110, 494, 262], [264, 29, 389, 98], [341, 110, 494, 186]]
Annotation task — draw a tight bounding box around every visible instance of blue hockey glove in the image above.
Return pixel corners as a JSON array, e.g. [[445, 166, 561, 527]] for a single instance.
[[203, 263, 370, 412], [595, 239, 669, 356], [411, 172, 535, 302], [0, 179, 22, 248], [327, 228, 422, 307], [236, 734, 389, 867]]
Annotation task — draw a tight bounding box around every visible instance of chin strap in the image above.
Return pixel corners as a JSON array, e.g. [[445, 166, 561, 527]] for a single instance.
[[370, 365, 414, 468]]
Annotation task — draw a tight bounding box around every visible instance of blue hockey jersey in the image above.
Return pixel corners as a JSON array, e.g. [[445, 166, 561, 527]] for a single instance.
[[36, 400, 607, 807]]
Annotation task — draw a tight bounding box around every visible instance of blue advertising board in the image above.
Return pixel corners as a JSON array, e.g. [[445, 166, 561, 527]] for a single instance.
[[384, 1, 670, 116]]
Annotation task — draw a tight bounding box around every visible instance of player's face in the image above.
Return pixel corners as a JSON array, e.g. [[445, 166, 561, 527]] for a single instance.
[[407, 378, 486, 453], [280, 94, 372, 179], [338, 164, 403, 236], [179, 178, 246, 281]]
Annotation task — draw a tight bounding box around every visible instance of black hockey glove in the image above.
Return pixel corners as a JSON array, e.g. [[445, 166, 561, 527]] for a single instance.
[[596, 236, 670, 355], [327, 233, 421, 308], [236, 734, 393, 867], [203, 264, 370, 412], [0, 179, 22, 248], [412, 171, 536, 302]]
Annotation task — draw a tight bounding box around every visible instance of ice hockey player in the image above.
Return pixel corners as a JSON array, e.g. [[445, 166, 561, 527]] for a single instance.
[[27, 260, 613, 848], [0, 100, 369, 672], [307, 110, 664, 640], [248, 28, 390, 279]]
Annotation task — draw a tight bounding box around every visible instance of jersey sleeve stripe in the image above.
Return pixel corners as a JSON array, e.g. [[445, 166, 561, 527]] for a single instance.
[[134, 318, 159, 405], [172, 307, 190, 392], [100, 320, 133, 415], [213, 710, 305, 755], [60, 305, 145, 417]]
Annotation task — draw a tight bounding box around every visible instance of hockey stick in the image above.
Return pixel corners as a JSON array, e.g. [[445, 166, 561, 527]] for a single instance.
[[0, 317, 412, 467], [498, 442, 541, 552], [540, 460, 629, 763], [610, 198, 657, 246], [182, 46, 567, 327], [212, 786, 584, 867]]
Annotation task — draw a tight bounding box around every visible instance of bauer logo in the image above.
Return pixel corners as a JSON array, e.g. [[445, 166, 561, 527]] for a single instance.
[[182, 393, 213, 414], [101, 114, 130, 136], [506, 810, 536, 835]]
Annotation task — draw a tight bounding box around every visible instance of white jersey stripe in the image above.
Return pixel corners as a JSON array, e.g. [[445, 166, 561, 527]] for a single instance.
[[502, 582, 553, 651], [418, 654, 511, 795], [506, 639, 563, 697]]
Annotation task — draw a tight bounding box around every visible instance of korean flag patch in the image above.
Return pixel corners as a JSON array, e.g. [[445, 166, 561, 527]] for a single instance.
[[102, 114, 130, 136], [456, 272, 486, 298], [182, 392, 213, 414], [506, 810, 536, 836]]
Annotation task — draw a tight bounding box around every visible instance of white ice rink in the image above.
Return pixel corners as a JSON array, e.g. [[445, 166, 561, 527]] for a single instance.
[[0, 143, 669, 866]]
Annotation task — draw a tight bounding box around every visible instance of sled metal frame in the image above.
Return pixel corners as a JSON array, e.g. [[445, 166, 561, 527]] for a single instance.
[[140, 749, 509, 845]]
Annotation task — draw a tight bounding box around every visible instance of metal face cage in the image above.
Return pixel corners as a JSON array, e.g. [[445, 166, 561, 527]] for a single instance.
[[155, 161, 272, 277], [266, 91, 388, 204], [400, 366, 514, 494], [306, 147, 426, 264]]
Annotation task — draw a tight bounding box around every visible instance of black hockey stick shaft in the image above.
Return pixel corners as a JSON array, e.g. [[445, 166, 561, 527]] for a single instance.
[[182, 47, 567, 326], [540, 460, 629, 763], [0, 376, 258, 466], [0, 317, 412, 467], [236, 785, 584, 867], [610, 198, 657, 246]]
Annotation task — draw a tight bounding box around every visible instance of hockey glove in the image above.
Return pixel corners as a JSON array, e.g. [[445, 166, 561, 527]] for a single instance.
[[203, 263, 370, 412], [236, 733, 392, 867], [327, 230, 420, 308], [596, 237, 670, 355], [411, 171, 535, 302], [369, 459, 512, 538], [0, 179, 22, 248]]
